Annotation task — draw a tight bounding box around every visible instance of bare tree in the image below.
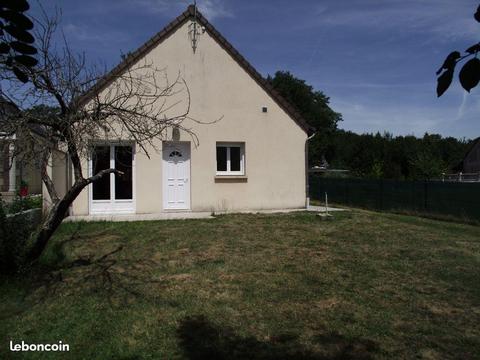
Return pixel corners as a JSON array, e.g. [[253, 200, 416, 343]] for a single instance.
[[0, 11, 196, 262]]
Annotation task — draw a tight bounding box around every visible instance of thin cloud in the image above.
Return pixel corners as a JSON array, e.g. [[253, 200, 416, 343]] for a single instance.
[[321, 82, 433, 90], [197, 0, 233, 20], [134, 0, 233, 20], [312, 1, 479, 42], [455, 90, 480, 122], [456, 91, 469, 121], [63, 23, 132, 44]]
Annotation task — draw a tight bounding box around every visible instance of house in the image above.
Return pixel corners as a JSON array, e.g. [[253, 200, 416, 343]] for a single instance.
[[443, 137, 480, 182], [49, 6, 314, 216], [0, 98, 43, 202], [462, 137, 480, 174]]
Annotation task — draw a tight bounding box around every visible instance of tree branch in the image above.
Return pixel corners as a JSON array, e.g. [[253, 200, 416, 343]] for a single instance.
[[41, 148, 59, 203], [85, 168, 124, 185]]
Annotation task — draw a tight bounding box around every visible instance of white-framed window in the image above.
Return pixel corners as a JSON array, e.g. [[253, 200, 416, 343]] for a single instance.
[[216, 142, 245, 176]]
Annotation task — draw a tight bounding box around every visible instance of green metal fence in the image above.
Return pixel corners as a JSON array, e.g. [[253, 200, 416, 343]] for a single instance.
[[309, 176, 480, 221]]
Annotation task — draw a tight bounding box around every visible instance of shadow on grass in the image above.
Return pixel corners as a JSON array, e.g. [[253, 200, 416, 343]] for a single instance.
[[39, 253, 163, 306], [177, 315, 378, 360], [14, 224, 167, 309]]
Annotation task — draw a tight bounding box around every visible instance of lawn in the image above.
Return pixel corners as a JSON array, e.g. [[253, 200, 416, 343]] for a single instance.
[[1, 210, 479, 359]]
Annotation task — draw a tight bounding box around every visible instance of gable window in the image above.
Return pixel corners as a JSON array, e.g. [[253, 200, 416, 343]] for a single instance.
[[216, 143, 245, 175]]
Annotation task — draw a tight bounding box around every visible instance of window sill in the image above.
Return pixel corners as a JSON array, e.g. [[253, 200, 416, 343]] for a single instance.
[[214, 175, 248, 183]]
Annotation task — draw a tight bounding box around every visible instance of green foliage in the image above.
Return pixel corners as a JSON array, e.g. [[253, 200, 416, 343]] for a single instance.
[[0, 199, 16, 274], [326, 131, 470, 180], [25, 104, 61, 120], [368, 160, 384, 179], [268, 71, 342, 132], [409, 150, 446, 180], [268, 70, 342, 165], [268, 70, 469, 180], [6, 195, 42, 214], [0, 197, 6, 227], [0, 197, 35, 275]]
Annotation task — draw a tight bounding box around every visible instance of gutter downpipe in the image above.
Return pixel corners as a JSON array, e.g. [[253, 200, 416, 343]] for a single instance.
[[305, 131, 316, 208]]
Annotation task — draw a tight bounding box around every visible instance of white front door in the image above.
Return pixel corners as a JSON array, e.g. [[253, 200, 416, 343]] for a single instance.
[[163, 142, 191, 210], [89, 144, 135, 215]]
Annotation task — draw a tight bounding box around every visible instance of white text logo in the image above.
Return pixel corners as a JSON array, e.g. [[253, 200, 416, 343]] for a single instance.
[[9, 341, 70, 352]]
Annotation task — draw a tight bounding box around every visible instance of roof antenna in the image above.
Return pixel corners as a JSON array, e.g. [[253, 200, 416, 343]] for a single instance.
[[189, 0, 205, 53]]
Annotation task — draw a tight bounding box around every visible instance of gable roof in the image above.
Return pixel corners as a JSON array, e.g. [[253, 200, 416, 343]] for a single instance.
[[78, 5, 314, 135], [463, 137, 480, 161], [451, 137, 480, 172]]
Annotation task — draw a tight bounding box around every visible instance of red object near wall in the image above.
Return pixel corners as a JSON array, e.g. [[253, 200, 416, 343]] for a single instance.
[[19, 186, 28, 197]]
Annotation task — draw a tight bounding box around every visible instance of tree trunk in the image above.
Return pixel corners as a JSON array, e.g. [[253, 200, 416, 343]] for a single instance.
[[27, 167, 117, 262], [27, 180, 86, 262], [27, 200, 70, 262]]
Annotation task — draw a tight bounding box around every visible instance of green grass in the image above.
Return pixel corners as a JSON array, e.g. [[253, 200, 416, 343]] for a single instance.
[[1, 210, 479, 359]]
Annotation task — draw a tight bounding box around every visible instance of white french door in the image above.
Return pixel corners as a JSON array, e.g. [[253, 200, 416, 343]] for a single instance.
[[89, 144, 135, 214], [163, 142, 191, 210]]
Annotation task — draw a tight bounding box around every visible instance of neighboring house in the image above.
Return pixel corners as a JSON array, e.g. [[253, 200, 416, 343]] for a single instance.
[[462, 137, 480, 173], [0, 98, 42, 201], [443, 137, 480, 182], [49, 6, 314, 216]]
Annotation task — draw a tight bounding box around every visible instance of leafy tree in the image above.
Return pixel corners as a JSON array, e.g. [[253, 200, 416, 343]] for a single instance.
[[369, 160, 384, 179], [268, 71, 342, 165], [436, 3, 480, 96], [325, 130, 471, 180], [409, 150, 446, 180]]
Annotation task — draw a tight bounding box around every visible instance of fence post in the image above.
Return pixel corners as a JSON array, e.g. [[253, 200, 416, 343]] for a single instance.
[[459, 172, 463, 182]]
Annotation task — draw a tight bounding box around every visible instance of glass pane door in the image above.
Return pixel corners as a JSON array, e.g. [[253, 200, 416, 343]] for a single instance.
[[90, 144, 135, 215], [114, 146, 133, 200], [92, 146, 111, 200]]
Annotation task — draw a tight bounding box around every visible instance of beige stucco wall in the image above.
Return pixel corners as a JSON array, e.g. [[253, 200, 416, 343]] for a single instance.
[[70, 20, 308, 215], [43, 149, 68, 211]]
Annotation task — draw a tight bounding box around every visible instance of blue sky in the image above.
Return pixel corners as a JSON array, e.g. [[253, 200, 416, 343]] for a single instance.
[[31, 0, 480, 139]]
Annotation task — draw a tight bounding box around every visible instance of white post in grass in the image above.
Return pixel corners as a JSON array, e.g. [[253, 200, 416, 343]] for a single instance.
[[325, 192, 329, 216]]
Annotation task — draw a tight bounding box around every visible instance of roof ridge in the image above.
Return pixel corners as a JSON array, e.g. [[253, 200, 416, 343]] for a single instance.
[[77, 6, 314, 134]]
